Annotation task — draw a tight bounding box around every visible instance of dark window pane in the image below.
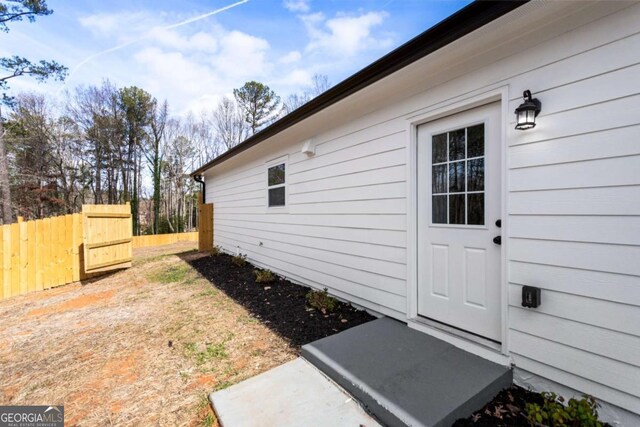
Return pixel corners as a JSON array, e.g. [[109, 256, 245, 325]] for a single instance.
[[449, 161, 465, 193], [432, 133, 447, 163], [268, 164, 285, 186], [432, 164, 447, 194], [468, 193, 484, 225], [448, 129, 465, 161], [467, 124, 484, 158], [432, 195, 447, 224], [268, 187, 285, 207], [467, 158, 484, 191], [449, 194, 465, 224]]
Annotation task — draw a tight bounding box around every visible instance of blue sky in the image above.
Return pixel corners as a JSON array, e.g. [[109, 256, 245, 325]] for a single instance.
[[4, 0, 471, 115]]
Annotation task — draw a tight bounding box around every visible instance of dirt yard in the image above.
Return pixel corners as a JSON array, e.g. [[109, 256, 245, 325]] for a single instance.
[[0, 243, 297, 426]]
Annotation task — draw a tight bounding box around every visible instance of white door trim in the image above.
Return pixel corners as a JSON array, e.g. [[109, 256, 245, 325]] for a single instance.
[[406, 85, 511, 359]]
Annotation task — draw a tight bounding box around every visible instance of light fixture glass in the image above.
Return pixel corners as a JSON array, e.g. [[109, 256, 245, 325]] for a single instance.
[[515, 90, 541, 130]]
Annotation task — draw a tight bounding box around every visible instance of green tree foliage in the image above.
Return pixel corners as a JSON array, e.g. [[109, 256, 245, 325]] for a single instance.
[[0, 0, 52, 31], [0, 0, 66, 224], [233, 81, 280, 135], [0, 0, 67, 105]]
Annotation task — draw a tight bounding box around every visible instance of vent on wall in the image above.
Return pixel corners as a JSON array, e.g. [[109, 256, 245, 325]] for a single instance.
[[301, 139, 315, 157]]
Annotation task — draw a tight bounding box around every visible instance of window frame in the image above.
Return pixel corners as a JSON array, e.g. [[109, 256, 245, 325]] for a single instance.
[[265, 156, 288, 209], [429, 121, 487, 229]]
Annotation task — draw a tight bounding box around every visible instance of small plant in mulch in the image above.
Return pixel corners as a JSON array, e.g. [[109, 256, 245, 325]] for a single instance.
[[453, 386, 612, 427], [253, 269, 275, 283], [210, 245, 223, 256], [306, 288, 338, 314], [526, 392, 603, 427], [231, 253, 247, 267]]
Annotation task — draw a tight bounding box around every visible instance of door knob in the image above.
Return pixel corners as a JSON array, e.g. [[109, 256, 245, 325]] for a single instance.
[[495, 219, 501, 228], [493, 236, 501, 245]]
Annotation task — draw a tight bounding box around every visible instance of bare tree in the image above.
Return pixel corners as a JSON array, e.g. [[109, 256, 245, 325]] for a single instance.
[[210, 96, 247, 151], [146, 100, 167, 234], [282, 73, 331, 115]]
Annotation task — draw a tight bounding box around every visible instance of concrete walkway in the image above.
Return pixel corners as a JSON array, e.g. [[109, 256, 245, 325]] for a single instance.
[[209, 358, 381, 427]]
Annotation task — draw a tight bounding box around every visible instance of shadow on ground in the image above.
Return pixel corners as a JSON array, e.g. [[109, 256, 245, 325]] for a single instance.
[[182, 252, 374, 349]]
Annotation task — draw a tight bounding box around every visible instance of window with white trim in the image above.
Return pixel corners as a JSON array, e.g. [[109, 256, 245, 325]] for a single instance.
[[267, 163, 286, 207], [431, 123, 485, 225]]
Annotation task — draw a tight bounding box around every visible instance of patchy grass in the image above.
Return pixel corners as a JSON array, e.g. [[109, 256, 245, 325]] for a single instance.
[[184, 340, 230, 365], [0, 242, 296, 426], [147, 263, 192, 284]]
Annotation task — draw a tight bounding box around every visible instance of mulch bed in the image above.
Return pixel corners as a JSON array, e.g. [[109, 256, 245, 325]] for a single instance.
[[453, 386, 613, 427], [453, 386, 544, 426], [186, 253, 375, 348]]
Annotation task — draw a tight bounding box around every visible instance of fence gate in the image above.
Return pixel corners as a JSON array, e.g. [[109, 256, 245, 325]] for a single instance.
[[82, 204, 132, 274]]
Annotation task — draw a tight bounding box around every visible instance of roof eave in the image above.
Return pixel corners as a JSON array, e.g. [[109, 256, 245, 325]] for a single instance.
[[191, 0, 528, 177]]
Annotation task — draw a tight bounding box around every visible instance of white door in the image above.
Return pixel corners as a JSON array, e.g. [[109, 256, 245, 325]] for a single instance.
[[417, 102, 502, 342]]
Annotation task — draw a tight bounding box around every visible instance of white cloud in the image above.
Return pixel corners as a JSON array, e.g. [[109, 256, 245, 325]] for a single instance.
[[302, 11, 392, 57], [78, 11, 160, 41], [273, 68, 312, 87], [214, 30, 271, 79], [146, 28, 219, 53], [128, 23, 272, 115], [283, 0, 310, 13], [279, 50, 301, 64], [60, 3, 395, 116]]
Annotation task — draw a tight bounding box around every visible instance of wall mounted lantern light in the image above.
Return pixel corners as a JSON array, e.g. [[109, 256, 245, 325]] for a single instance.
[[514, 90, 541, 130]]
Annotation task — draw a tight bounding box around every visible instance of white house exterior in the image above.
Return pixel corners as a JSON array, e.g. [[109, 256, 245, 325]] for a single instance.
[[193, 1, 640, 423]]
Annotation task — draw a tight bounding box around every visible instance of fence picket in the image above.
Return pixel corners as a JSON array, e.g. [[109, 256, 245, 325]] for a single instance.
[[43, 218, 51, 290], [19, 221, 28, 295], [2, 225, 10, 298], [35, 220, 43, 291], [27, 220, 36, 293], [10, 223, 19, 296], [72, 214, 81, 282]]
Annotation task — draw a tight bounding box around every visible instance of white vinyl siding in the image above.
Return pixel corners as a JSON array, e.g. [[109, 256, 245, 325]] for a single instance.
[[204, 1, 640, 416]]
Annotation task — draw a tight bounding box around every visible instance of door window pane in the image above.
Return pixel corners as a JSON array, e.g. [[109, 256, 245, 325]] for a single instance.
[[467, 158, 484, 192], [432, 133, 447, 163], [448, 129, 466, 161], [449, 194, 465, 224], [432, 196, 447, 224], [467, 124, 484, 158], [468, 193, 484, 225], [449, 161, 465, 193], [432, 164, 447, 194]]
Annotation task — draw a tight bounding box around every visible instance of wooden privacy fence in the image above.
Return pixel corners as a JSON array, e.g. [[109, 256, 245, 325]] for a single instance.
[[1, 213, 84, 302], [0, 204, 200, 302], [132, 232, 198, 249], [199, 199, 214, 252]]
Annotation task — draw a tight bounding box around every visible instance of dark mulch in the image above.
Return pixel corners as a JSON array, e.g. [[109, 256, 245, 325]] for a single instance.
[[186, 253, 375, 348], [453, 386, 613, 427], [453, 386, 543, 426]]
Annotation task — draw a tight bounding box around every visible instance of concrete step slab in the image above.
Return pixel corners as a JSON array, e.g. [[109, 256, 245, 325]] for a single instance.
[[210, 358, 382, 427], [302, 317, 512, 427]]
